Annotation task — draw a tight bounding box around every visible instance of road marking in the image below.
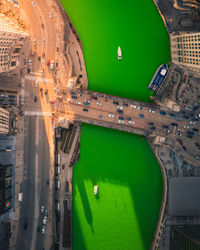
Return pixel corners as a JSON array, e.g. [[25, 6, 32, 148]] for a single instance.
[[25, 75, 54, 83], [31, 153, 39, 250], [25, 111, 52, 116], [35, 117, 39, 146]]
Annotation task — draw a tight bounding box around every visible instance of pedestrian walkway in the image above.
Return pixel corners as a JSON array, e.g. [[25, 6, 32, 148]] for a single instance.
[[25, 75, 54, 83], [25, 111, 52, 116]]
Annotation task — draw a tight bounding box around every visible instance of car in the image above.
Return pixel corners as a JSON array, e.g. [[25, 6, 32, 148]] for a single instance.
[[125, 117, 131, 121], [28, 59, 32, 64], [123, 103, 128, 107], [70, 91, 76, 95], [78, 94, 83, 97], [163, 129, 169, 133], [77, 101, 81, 105], [162, 125, 169, 129], [0, 94, 7, 97], [50, 60, 55, 70], [187, 131, 194, 135], [131, 105, 137, 109], [99, 115, 104, 119], [46, 60, 50, 66], [41, 205, 44, 213], [138, 114, 144, 118], [40, 69, 44, 75], [97, 102, 102, 106], [42, 226, 45, 235], [149, 110, 155, 113], [83, 108, 88, 112], [128, 121, 134, 125], [178, 139, 183, 145], [169, 113, 175, 117], [33, 39, 37, 45], [150, 126, 156, 130], [24, 222, 28, 230], [43, 38, 46, 43], [41, 23, 45, 29], [85, 99, 91, 103], [44, 210, 48, 217], [171, 122, 178, 126], [138, 107, 143, 110], [49, 12, 53, 18], [32, 1, 36, 6], [27, 68, 31, 74], [37, 226, 40, 232], [113, 101, 119, 105], [187, 135, 193, 139], [182, 146, 187, 151], [91, 96, 97, 100], [118, 120, 124, 124], [117, 106, 123, 110], [46, 179, 49, 185], [34, 96, 37, 103], [148, 122, 154, 125], [35, 80, 38, 86], [108, 113, 114, 118], [45, 89, 48, 95], [83, 102, 90, 106], [71, 96, 77, 99], [10, 103, 16, 106], [192, 128, 199, 131], [43, 218, 47, 225], [118, 116, 124, 120], [117, 110, 123, 114], [160, 111, 166, 115], [8, 99, 14, 102]]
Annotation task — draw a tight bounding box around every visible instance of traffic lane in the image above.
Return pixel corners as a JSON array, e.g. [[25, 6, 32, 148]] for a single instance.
[[36, 0, 56, 60], [23, 1, 43, 55], [16, 117, 36, 250], [35, 117, 51, 248]]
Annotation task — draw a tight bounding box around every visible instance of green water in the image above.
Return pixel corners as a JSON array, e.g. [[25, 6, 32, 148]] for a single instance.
[[61, 0, 170, 249]]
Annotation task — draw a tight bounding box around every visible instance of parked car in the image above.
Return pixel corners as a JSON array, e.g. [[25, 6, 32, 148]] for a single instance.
[[171, 122, 178, 126], [148, 122, 154, 125], [34, 96, 37, 103], [97, 102, 102, 106], [83, 108, 88, 112], [99, 115, 104, 119], [113, 101, 119, 105], [150, 126, 156, 130], [131, 105, 137, 108], [138, 114, 144, 118], [160, 111, 166, 115], [117, 110, 123, 114], [35, 80, 38, 87]]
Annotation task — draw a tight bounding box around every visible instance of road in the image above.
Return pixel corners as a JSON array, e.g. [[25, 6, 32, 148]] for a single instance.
[[15, 116, 51, 250]]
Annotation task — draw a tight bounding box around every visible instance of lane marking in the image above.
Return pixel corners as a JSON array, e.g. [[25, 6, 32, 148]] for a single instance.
[[25, 111, 52, 116], [25, 75, 54, 83]]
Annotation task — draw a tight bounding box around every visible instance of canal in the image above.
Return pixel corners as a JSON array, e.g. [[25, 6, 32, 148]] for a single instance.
[[61, 0, 170, 249]]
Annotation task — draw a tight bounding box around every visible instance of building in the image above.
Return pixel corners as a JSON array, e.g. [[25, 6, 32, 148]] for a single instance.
[[0, 164, 12, 216], [0, 13, 28, 73], [170, 226, 200, 250], [0, 107, 9, 134], [170, 32, 200, 76]]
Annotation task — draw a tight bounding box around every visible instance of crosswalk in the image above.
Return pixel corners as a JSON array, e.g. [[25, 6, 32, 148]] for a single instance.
[[25, 75, 54, 83], [25, 111, 52, 116]]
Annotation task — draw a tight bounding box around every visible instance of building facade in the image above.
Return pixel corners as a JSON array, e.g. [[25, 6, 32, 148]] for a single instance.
[[0, 13, 28, 73], [170, 32, 200, 76], [0, 107, 9, 134], [0, 164, 12, 216]]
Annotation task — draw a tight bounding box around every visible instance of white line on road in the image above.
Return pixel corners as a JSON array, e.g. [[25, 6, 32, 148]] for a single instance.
[[35, 116, 39, 146], [25, 75, 54, 83], [25, 111, 52, 116], [31, 153, 39, 250]]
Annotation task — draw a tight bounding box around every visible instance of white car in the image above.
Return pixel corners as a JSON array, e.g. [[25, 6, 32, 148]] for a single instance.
[[77, 101, 81, 105], [43, 38, 46, 43], [28, 59, 32, 64], [108, 113, 114, 118], [42, 226, 45, 235], [49, 12, 53, 18], [33, 39, 37, 45], [97, 102, 102, 106], [43, 217, 47, 225], [117, 106, 123, 110], [131, 105, 136, 109], [41, 206, 44, 213], [138, 106, 143, 110], [149, 110, 155, 113], [128, 121, 134, 125], [118, 120, 124, 124], [35, 80, 38, 86], [32, 1, 36, 6]]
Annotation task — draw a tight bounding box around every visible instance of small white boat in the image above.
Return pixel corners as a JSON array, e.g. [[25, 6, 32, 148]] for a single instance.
[[94, 185, 98, 195], [118, 46, 122, 60]]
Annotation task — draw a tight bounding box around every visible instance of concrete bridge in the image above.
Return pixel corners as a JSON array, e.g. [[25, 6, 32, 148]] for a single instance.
[[54, 88, 192, 138]]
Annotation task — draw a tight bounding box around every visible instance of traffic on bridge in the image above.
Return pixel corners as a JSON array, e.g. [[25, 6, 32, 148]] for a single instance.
[[55, 88, 199, 139]]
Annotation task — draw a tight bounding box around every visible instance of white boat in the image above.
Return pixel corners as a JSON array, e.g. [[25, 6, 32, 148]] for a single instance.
[[94, 185, 98, 195], [118, 46, 122, 60]]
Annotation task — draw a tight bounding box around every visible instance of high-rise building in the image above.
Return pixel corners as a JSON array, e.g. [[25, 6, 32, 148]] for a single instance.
[[170, 225, 200, 250], [170, 32, 200, 76], [0, 13, 28, 73], [0, 107, 9, 134]]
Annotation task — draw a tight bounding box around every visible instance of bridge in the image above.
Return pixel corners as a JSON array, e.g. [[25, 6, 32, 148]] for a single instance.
[[54, 88, 198, 139]]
